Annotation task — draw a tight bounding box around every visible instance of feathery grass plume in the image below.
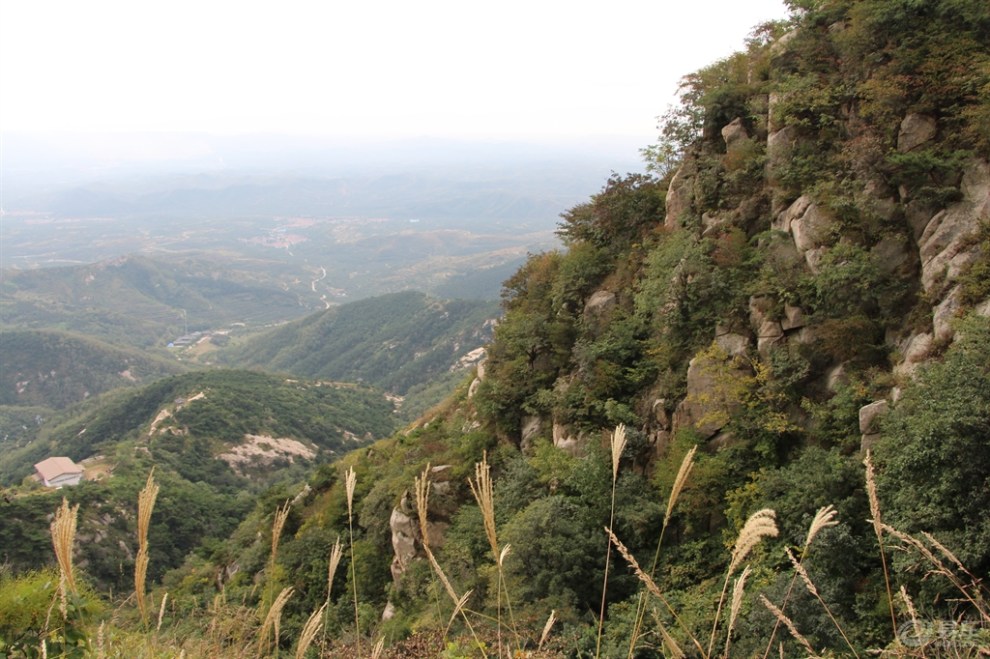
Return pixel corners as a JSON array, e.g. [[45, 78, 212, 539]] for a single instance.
[[344, 466, 361, 657], [270, 500, 291, 568], [294, 602, 327, 659], [610, 423, 627, 481], [327, 536, 344, 599], [922, 531, 973, 577], [596, 424, 627, 659], [724, 565, 751, 658], [257, 586, 293, 658], [96, 621, 106, 659], [135, 469, 160, 624], [538, 610, 557, 651], [729, 508, 778, 574], [864, 450, 898, 636], [157, 592, 168, 634], [664, 445, 696, 527], [415, 465, 487, 657], [469, 452, 498, 558], [320, 537, 344, 659], [606, 527, 706, 657], [760, 594, 819, 658], [805, 504, 838, 550], [711, 509, 778, 657], [469, 452, 519, 656], [656, 618, 686, 659], [898, 586, 922, 642], [370, 637, 385, 659], [345, 466, 357, 519], [50, 498, 79, 598], [630, 444, 697, 659], [763, 504, 839, 659], [882, 524, 990, 621]]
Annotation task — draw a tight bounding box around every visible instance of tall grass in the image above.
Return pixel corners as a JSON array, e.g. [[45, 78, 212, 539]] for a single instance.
[[629, 444, 696, 658], [51, 497, 79, 606], [135, 469, 159, 626], [595, 424, 627, 659], [345, 465, 361, 657], [469, 450, 518, 656], [415, 463, 486, 656]]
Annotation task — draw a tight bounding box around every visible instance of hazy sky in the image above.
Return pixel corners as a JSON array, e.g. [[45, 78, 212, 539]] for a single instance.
[[1, 0, 788, 142]]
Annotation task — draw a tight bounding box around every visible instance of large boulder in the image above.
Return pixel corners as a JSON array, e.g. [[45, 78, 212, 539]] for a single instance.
[[918, 159, 990, 294], [721, 117, 750, 150], [584, 290, 617, 318], [673, 346, 750, 440], [773, 195, 812, 233], [897, 113, 937, 153]]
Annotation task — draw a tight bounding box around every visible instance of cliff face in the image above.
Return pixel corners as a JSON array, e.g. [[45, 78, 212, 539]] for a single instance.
[[475, 0, 990, 461]]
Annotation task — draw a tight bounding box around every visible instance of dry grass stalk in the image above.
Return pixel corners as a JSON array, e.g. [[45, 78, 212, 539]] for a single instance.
[[596, 425, 627, 659], [611, 423, 627, 481], [157, 592, 169, 633], [51, 498, 79, 598], [469, 452, 519, 655], [724, 565, 751, 658], [762, 504, 839, 659], [327, 536, 344, 599], [469, 452, 499, 558], [759, 594, 819, 658], [499, 544, 512, 567], [881, 524, 990, 621], [345, 466, 357, 518], [415, 466, 432, 542], [785, 549, 859, 657], [898, 585, 922, 642], [445, 589, 475, 632], [606, 526, 706, 657], [344, 466, 361, 657], [294, 602, 327, 659], [665, 445, 696, 526], [630, 444, 698, 659], [257, 586, 294, 658], [135, 470, 160, 624], [415, 465, 487, 657], [538, 610, 557, 651], [653, 611, 687, 659], [270, 501, 291, 568], [864, 450, 898, 635], [805, 505, 838, 550], [712, 509, 778, 657], [370, 637, 385, 659], [729, 509, 778, 574]]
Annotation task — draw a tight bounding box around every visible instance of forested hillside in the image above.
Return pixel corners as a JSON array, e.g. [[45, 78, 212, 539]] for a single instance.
[[221, 291, 497, 417], [2, 0, 989, 657]]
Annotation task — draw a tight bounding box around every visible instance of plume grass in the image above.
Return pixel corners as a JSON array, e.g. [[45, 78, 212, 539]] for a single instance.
[[469, 451, 518, 655], [135, 469, 159, 625], [51, 498, 79, 599], [345, 466, 361, 656], [596, 424, 626, 659], [709, 509, 777, 657], [630, 443, 696, 658]]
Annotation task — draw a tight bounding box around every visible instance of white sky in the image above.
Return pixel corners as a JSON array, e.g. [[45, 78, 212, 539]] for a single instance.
[[0, 0, 788, 141]]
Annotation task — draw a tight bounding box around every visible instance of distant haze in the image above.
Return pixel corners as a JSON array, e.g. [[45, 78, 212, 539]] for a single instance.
[[1, 0, 787, 142]]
